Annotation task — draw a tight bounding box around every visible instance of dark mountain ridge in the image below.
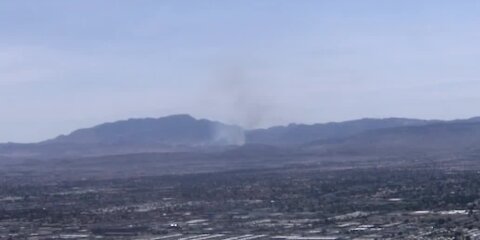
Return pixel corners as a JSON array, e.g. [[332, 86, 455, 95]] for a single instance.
[[0, 114, 244, 158], [304, 121, 480, 155], [2, 114, 480, 159], [47, 114, 244, 146], [246, 117, 437, 145]]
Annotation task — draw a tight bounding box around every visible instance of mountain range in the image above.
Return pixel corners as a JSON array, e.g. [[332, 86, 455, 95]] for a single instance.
[[1, 114, 480, 159]]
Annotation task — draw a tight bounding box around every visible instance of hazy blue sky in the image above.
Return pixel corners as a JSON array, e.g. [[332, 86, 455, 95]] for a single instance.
[[1, 1, 480, 142]]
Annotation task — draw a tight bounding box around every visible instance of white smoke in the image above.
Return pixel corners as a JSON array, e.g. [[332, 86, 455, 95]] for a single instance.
[[207, 65, 274, 146], [216, 66, 271, 128], [213, 124, 245, 146]]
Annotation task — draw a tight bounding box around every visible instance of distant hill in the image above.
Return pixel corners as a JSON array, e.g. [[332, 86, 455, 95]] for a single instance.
[[47, 114, 244, 146], [0, 114, 244, 158], [2, 114, 480, 159], [246, 118, 436, 145], [304, 121, 480, 155]]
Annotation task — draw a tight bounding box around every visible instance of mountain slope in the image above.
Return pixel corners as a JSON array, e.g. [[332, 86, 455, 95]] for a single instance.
[[0, 114, 244, 158], [2, 115, 480, 159], [246, 118, 436, 145], [304, 121, 480, 155], [48, 114, 244, 146]]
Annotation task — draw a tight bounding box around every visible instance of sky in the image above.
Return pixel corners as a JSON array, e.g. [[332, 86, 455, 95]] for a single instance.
[[1, 0, 480, 142]]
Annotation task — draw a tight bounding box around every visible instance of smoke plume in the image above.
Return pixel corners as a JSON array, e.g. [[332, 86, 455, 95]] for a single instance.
[[208, 65, 274, 145]]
